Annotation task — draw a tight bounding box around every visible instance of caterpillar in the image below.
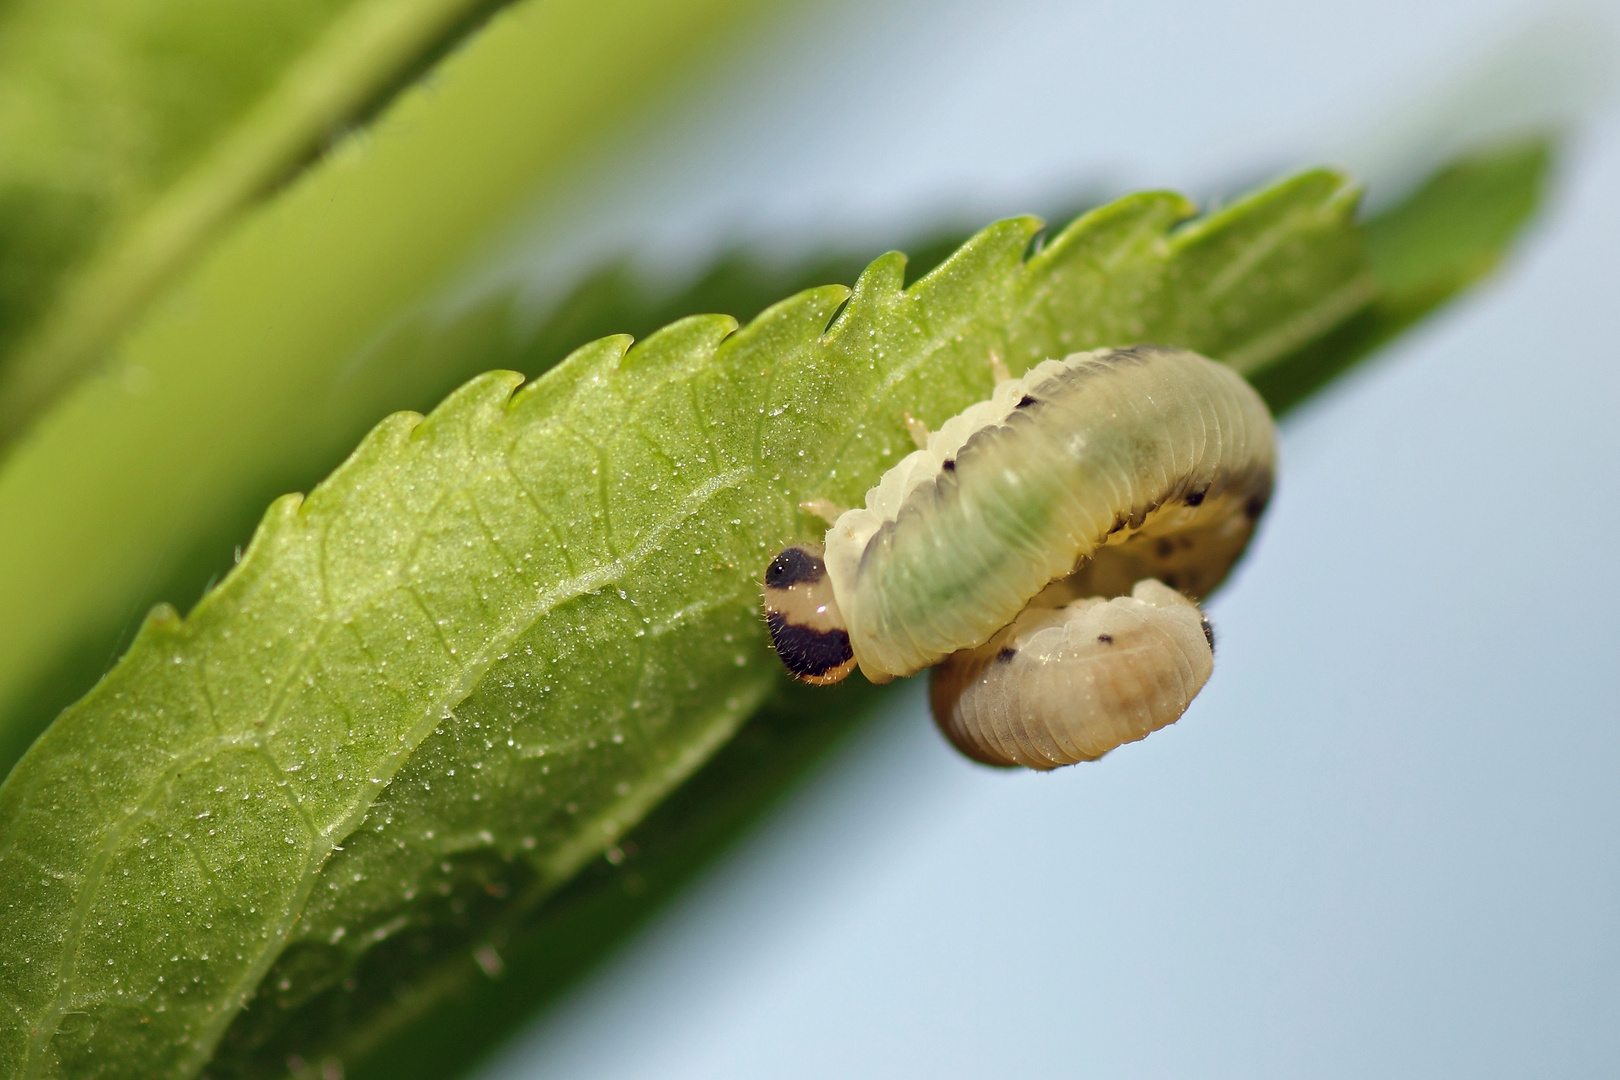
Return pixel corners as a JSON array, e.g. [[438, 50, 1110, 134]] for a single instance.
[[763, 345, 1276, 770]]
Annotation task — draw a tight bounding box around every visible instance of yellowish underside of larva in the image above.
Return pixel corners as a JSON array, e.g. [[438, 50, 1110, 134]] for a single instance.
[[823, 346, 1275, 682], [930, 579, 1214, 770]]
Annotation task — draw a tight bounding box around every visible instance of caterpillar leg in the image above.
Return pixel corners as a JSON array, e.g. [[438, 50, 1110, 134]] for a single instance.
[[901, 411, 931, 450], [930, 579, 1214, 770]]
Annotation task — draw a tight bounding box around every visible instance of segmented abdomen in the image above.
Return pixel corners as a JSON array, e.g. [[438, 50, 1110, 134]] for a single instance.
[[930, 579, 1215, 769]]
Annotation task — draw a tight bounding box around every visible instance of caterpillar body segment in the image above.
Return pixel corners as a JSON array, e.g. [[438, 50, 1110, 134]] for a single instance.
[[930, 579, 1214, 769], [824, 346, 1272, 682]]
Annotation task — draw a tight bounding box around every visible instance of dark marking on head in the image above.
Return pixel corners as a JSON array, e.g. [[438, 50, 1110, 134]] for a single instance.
[[766, 611, 854, 683], [995, 647, 1018, 664], [1244, 495, 1268, 520], [1096, 634, 1114, 645], [1200, 616, 1215, 652], [1185, 489, 1206, 506], [1155, 538, 1174, 559], [1016, 394, 1037, 409], [942, 458, 956, 472], [764, 545, 826, 589]]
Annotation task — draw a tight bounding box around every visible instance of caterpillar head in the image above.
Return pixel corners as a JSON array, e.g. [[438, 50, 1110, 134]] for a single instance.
[[762, 543, 855, 685]]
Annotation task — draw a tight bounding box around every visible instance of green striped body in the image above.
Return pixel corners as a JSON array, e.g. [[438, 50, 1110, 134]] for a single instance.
[[823, 346, 1274, 682]]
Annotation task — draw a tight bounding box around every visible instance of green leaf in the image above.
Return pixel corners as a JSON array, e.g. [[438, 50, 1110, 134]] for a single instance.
[[219, 676, 893, 1080], [0, 0, 793, 784], [221, 141, 1548, 1080], [1251, 138, 1554, 413], [0, 0, 519, 435], [220, 144, 1559, 1080], [0, 167, 1373, 1079]]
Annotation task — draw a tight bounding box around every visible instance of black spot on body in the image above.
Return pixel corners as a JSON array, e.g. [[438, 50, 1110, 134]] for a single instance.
[[942, 459, 956, 472], [1185, 489, 1206, 506], [1244, 495, 1267, 520], [1200, 616, 1215, 652], [1096, 634, 1114, 644], [995, 647, 1018, 664], [1016, 395, 1037, 409], [766, 611, 853, 679], [765, 545, 826, 588], [1155, 538, 1175, 559]]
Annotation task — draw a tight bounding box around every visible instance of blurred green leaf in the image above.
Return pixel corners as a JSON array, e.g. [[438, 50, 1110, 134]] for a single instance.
[[0, 0, 793, 783], [1251, 138, 1554, 413], [0, 167, 1372, 1079], [0, 0, 519, 436]]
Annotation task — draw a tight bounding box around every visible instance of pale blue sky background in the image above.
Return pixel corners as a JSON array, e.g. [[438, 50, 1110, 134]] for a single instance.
[[472, 1, 1620, 1076]]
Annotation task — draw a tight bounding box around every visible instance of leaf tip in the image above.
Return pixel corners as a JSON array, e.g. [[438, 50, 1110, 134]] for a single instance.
[[622, 313, 738, 372], [1035, 190, 1197, 270], [849, 250, 909, 302]]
